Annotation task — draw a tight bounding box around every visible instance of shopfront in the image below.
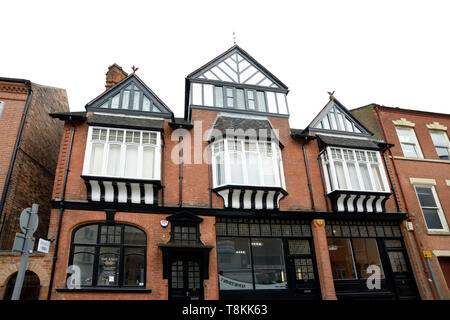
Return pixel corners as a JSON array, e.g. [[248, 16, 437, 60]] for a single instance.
[[325, 220, 419, 300], [216, 217, 320, 300]]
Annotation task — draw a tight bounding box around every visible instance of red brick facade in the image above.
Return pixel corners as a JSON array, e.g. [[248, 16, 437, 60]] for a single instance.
[[0, 78, 69, 299], [352, 105, 450, 299]]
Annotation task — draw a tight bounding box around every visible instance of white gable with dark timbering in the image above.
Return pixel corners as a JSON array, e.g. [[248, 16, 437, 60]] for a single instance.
[[309, 98, 371, 136], [189, 46, 286, 89], [86, 74, 173, 118]]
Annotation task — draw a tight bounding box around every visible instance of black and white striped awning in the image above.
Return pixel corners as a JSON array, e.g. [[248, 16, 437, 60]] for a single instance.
[[328, 191, 391, 213], [214, 186, 287, 210], [82, 176, 161, 205]]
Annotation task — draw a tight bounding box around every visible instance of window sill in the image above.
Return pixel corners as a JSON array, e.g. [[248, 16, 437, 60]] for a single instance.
[[56, 287, 152, 293], [81, 175, 161, 185], [392, 156, 450, 164], [426, 230, 450, 236]]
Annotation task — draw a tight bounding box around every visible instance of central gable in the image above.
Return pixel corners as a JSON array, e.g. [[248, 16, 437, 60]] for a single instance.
[[308, 98, 372, 136], [86, 74, 173, 119], [188, 45, 287, 90]]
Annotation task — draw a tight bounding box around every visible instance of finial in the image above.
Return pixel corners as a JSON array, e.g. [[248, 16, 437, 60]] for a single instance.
[[327, 90, 335, 100], [233, 31, 236, 45], [131, 65, 139, 73]]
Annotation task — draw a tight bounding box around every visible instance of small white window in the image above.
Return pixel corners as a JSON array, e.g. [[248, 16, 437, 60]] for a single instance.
[[429, 131, 450, 160], [396, 127, 423, 158], [0, 101, 5, 118], [414, 185, 449, 232]]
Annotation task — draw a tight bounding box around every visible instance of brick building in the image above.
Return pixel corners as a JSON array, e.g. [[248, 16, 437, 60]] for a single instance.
[[43, 46, 441, 300], [0, 77, 69, 299], [352, 105, 450, 299]]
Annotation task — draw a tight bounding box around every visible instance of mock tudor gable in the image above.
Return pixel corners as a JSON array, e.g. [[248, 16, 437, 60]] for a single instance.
[[86, 73, 174, 119]]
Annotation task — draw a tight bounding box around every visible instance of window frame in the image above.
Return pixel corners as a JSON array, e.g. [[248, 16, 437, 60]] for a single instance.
[[82, 126, 161, 180], [190, 82, 286, 115], [413, 184, 449, 233], [0, 101, 4, 119], [321, 147, 390, 193], [395, 127, 423, 159], [429, 130, 450, 160], [68, 223, 147, 288], [210, 138, 286, 189]]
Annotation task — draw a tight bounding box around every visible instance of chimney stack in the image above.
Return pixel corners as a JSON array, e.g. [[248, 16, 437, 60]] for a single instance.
[[105, 64, 128, 91]]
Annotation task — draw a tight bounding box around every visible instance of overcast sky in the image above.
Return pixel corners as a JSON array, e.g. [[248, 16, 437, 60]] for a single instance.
[[2, 0, 449, 128]]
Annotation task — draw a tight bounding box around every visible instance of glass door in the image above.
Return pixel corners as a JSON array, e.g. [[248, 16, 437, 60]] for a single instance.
[[285, 238, 320, 299], [169, 256, 203, 300]]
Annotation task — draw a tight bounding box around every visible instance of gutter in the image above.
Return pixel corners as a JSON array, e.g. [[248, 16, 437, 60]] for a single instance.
[[0, 80, 33, 241], [47, 118, 76, 300]]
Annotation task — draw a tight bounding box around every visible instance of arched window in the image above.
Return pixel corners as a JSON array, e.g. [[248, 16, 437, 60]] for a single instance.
[[69, 223, 146, 288]]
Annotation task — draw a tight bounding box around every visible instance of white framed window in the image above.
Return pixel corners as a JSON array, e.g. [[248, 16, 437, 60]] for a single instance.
[[414, 185, 449, 232], [395, 127, 423, 158], [321, 147, 390, 193], [83, 126, 161, 180], [429, 131, 450, 160], [211, 138, 285, 189], [0, 101, 4, 119], [190, 83, 285, 114]]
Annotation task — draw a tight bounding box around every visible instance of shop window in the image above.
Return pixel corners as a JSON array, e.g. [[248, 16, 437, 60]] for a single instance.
[[69, 224, 146, 288], [217, 237, 287, 291], [252, 238, 287, 290], [327, 238, 385, 280], [328, 238, 357, 280]]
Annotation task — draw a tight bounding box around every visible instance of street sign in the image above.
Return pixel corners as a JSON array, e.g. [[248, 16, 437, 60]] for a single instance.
[[423, 250, 432, 258], [11, 204, 39, 300], [12, 233, 35, 253], [37, 238, 50, 253], [19, 207, 38, 234]]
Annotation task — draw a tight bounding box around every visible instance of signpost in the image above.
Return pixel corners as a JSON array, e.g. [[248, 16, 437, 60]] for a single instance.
[[11, 204, 39, 300]]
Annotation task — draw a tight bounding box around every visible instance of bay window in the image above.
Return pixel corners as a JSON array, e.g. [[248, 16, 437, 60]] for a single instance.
[[83, 127, 161, 180], [211, 138, 285, 188], [322, 147, 389, 193]]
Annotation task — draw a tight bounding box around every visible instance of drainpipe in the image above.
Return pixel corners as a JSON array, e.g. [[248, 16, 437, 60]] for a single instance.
[[374, 105, 440, 300], [179, 136, 183, 207], [317, 150, 330, 212], [302, 137, 316, 211], [47, 120, 76, 300], [379, 145, 400, 212], [0, 80, 33, 242], [207, 143, 212, 208], [161, 131, 166, 206]]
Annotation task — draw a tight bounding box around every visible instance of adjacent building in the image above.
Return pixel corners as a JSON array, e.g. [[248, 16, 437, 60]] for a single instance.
[[42, 46, 439, 300], [0, 77, 69, 299], [352, 105, 450, 299]]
